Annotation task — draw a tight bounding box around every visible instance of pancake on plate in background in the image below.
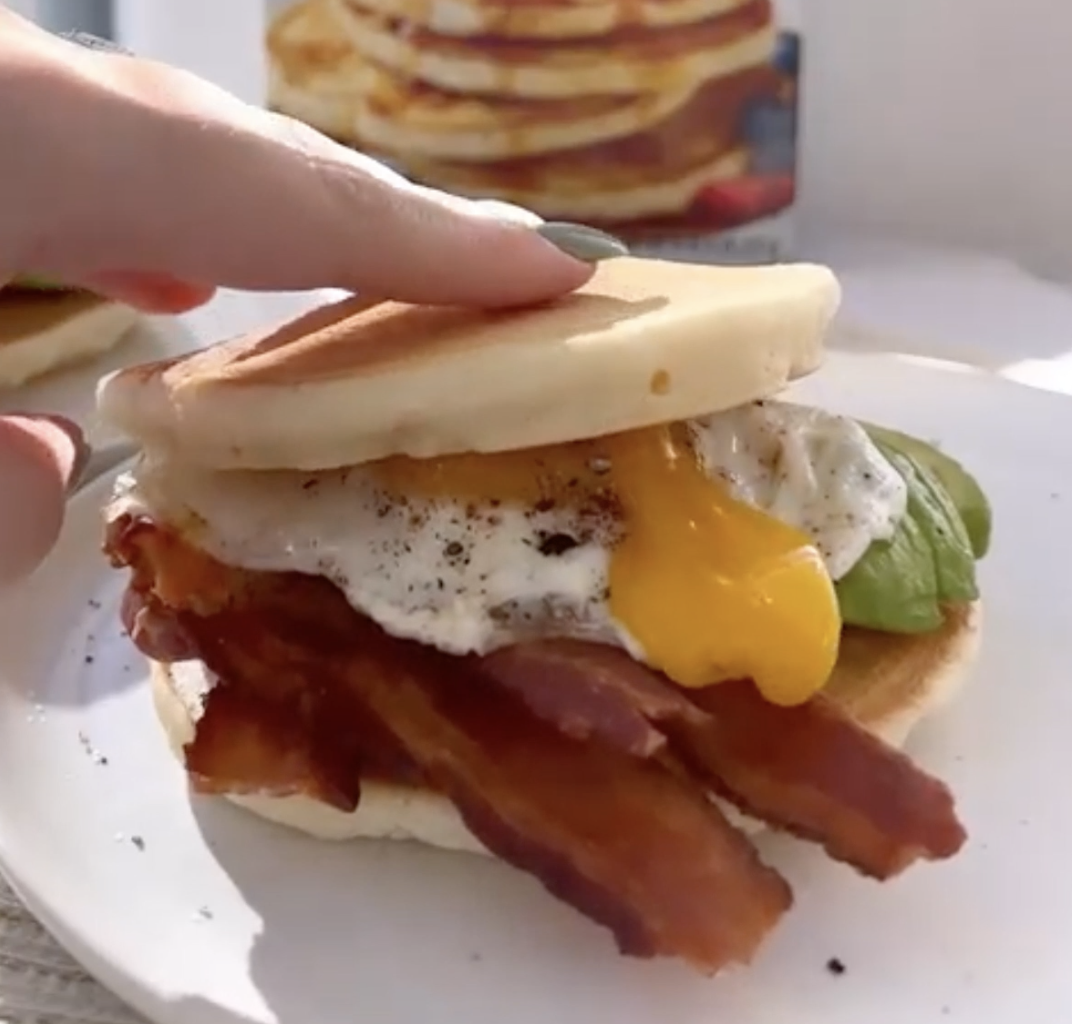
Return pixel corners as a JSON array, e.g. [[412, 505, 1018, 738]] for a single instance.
[[265, 0, 797, 236], [0, 281, 138, 391]]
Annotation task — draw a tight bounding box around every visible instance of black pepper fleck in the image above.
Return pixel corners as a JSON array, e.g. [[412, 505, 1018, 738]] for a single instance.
[[537, 532, 580, 557], [130, 835, 146, 851], [826, 958, 846, 976]]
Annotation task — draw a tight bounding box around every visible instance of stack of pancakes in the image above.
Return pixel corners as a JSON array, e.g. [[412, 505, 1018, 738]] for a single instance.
[[267, 0, 786, 231]]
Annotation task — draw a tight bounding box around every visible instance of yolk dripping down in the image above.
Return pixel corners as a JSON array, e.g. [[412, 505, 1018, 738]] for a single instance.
[[372, 424, 841, 706]]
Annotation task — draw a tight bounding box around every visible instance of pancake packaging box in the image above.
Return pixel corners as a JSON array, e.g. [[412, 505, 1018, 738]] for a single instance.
[[264, 0, 801, 263]]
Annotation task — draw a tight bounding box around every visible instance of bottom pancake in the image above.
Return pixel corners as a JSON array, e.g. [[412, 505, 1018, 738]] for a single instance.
[[149, 601, 979, 850]]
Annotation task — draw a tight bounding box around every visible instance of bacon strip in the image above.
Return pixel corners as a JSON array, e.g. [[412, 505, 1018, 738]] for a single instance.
[[479, 640, 682, 756], [680, 683, 966, 877], [123, 585, 200, 662], [184, 682, 363, 809], [478, 641, 966, 878], [204, 609, 792, 971]]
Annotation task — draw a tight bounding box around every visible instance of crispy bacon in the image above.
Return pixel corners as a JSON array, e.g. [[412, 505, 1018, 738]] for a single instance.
[[350, 642, 791, 971], [105, 512, 967, 970], [122, 586, 199, 662], [109, 514, 792, 970], [479, 640, 680, 757], [126, 568, 425, 807], [190, 603, 792, 971], [478, 640, 966, 878], [681, 682, 966, 878], [184, 682, 363, 809]]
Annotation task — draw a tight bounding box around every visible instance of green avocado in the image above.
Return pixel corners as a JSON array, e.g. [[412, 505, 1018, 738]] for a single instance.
[[834, 434, 982, 634], [835, 502, 943, 634], [863, 424, 991, 559], [879, 444, 978, 606]]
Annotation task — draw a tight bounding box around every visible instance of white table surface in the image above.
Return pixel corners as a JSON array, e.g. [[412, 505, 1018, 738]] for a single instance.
[[1, 235, 1070, 1024]]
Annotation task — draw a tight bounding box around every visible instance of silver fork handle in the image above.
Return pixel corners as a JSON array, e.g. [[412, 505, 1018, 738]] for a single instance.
[[69, 441, 139, 498]]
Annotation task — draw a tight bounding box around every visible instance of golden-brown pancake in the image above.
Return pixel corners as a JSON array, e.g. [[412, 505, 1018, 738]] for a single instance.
[[267, 0, 366, 140], [0, 289, 138, 389], [267, 0, 703, 160], [343, 0, 757, 40], [96, 258, 837, 471], [395, 66, 775, 220], [328, 0, 776, 99]]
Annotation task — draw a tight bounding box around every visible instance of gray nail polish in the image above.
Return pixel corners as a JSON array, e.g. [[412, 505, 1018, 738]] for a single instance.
[[536, 222, 630, 263], [59, 31, 134, 56]]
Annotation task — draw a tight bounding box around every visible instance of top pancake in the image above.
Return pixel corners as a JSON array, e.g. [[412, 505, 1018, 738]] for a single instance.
[[96, 257, 839, 471]]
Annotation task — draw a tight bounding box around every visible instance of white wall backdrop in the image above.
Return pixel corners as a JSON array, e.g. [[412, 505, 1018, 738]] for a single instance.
[[21, 0, 1072, 282], [801, 0, 1072, 283]]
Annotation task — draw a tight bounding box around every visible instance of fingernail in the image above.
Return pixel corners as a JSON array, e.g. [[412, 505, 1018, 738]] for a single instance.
[[536, 222, 630, 263], [59, 30, 134, 55]]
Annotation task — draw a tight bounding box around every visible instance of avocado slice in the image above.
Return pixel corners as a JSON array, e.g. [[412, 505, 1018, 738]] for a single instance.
[[835, 502, 943, 633], [835, 435, 980, 633], [877, 443, 978, 606], [864, 424, 991, 559]]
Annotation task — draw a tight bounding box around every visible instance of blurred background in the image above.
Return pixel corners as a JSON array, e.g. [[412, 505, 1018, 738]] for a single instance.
[[10, 0, 1069, 282]]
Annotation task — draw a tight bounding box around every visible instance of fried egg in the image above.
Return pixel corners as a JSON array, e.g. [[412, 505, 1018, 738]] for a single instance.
[[110, 401, 906, 705]]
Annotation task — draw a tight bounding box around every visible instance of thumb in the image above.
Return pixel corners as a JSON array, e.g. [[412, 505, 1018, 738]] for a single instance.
[[0, 415, 88, 586]]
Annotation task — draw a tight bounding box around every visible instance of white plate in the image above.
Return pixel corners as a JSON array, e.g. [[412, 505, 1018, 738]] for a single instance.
[[0, 350, 1068, 1024]]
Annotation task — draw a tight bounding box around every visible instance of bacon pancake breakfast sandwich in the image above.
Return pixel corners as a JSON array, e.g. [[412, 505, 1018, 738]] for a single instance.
[[97, 256, 990, 974], [0, 279, 138, 389]]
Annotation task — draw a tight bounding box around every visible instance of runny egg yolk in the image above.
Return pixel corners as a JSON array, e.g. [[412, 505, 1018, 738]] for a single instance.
[[372, 424, 841, 705]]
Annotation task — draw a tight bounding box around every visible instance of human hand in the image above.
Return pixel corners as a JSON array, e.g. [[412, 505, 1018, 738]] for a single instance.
[[0, 11, 625, 314], [0, 415, 88, 587], [0, 13, 627, 585]]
